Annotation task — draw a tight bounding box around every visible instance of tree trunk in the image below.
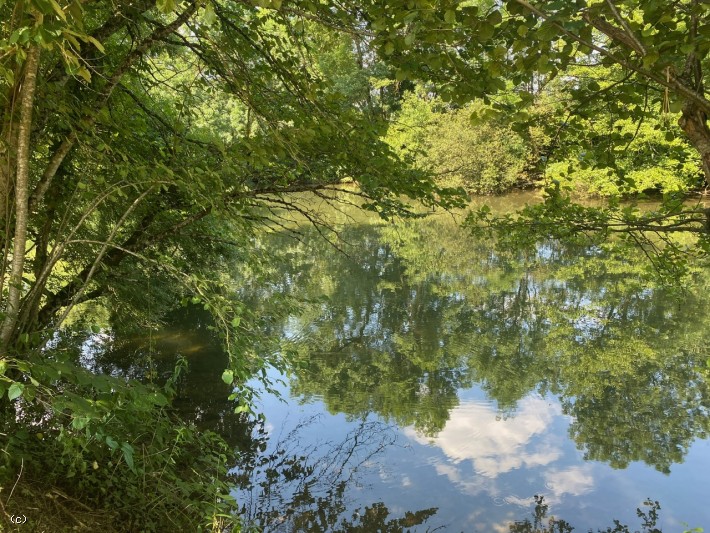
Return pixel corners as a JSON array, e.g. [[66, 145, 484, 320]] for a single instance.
[[0, 72, 21, 227], [0, 45, 40, 351], [678, 100, 710, 186], [0, 124, 16, 226]]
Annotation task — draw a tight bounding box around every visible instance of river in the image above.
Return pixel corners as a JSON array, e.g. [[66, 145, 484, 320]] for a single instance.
[[99, 192, 710, 531]]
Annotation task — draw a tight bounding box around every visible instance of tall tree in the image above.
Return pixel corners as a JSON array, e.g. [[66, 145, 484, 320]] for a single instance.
[[0, 0, 462, 355], [368, 0, 710, 248], [370, 0, 710, 175]]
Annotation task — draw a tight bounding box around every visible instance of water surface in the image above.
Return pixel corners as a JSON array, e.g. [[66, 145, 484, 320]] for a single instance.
[[105, 196, 710, 531]]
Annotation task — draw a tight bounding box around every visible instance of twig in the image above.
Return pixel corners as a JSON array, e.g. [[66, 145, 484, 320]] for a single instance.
[[6, 458, 23, 505]]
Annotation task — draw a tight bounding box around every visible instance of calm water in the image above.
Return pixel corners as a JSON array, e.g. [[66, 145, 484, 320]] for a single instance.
[[102, 194, 710, 531]]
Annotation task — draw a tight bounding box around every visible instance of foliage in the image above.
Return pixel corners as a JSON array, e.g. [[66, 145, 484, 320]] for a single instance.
[[469, 184, 710, 282], [519, 60, 704, 198], [543, 115, 702, 197], [0, 0, 466, 358], [2, 0, 710, 527], [388, 88, 527, 194], [0, 2, 465, 524], [369, 0, 710, 173], [430, 101, 527, 193], [368, 0, 710, 256], [1, 352, 240, 531]]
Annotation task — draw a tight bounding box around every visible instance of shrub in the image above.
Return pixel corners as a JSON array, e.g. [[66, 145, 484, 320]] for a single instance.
[[542, 118, 702, 198], [387, 89, 527, 195], [0, 353, 241, 532]]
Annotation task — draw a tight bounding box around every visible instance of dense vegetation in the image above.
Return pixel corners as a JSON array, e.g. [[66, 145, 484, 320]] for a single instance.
[[1, 0, 710, 530]]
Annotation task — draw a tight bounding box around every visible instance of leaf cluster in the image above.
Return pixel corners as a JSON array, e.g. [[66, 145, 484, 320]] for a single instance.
[[1, 351, 240, 531]]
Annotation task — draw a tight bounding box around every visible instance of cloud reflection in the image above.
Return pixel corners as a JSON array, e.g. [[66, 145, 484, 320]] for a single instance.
[[407, 396, 563, 478], [543, 465, 595, 498]]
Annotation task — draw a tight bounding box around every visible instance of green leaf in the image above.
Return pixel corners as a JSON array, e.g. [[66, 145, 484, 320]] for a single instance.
[[221, 369, 234, 385], [105, 436, 118, 450], [8, 382, 24, 401], [536, 21, 557, 41], [202, 2, 216, 25], [149, 392, 169, 406], [507, 0, 525, 14], [76, 66, 91, 82], [371, 18, 386, 31], [9, 29, 23, 45], [72, 416, 90, 429], [156, 0, 176, 14], [478, 23, 494, 40], [121, 443, 135, 470], [491, 45, 507, 60], [231, 316, 241, 327], [680, 43, 695, 54], [85, 36, 105, 53], [642, 51, 659, 68], [68, 0, 83, 21], [23, 385, 36, 401], [395, 68, 408, 81], [444, 9, 456, 23], [49, 0, 67, 21], [537, 54, 550, 70], [486, 10, 502, 26]]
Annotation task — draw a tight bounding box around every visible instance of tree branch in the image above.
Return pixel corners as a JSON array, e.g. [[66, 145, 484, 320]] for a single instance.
[[512, 0, 710, 116], [29, 1, 200, 212]]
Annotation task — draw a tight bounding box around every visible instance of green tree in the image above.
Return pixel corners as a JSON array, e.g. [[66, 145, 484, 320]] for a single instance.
[[372, 0, 710, 178], [370, 0, 710, 246], [388, 89, 528, 193], [0, 2, 463, 526], [0, 1, 463, 355]]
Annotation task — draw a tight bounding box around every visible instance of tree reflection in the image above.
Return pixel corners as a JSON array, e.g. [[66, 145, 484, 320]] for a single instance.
[[236, 416, 438, 532], [85, 306, 259, 449], [73, 315, 441, 532], [509, 495, 666, 533], [254, 216, 710, 472], [94, 211, 710, 476]]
